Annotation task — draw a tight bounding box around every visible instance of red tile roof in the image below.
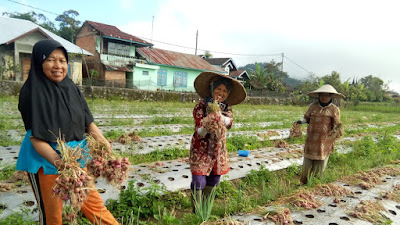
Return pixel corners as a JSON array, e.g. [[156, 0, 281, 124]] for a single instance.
[[137, 47, 224, 72], [85, 20, 152, 45]]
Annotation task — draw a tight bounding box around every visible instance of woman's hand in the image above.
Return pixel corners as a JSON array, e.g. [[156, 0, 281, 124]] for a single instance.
[[87, 122, 111, 153]]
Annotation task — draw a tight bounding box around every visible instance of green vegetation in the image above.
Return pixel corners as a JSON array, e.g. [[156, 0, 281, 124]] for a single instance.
[[1, 96, 400, 224]]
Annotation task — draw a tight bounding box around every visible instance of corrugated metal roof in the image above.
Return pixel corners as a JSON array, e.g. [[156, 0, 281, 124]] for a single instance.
[[0, 16, 92, 55], [137, 47, 224, 72], [85, 20, 152, 46], [229, 70, 250, 79], [204, 57, 231, 66]]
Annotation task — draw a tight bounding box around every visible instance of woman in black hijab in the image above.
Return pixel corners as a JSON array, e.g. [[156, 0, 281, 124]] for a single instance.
[[16, 39, 119, 225]]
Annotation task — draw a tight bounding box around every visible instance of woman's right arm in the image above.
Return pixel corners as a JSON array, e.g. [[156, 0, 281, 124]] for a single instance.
[[30, 137, 63, 169]]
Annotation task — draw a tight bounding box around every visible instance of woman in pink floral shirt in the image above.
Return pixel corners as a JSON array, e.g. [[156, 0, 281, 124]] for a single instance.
[[190, 71, 246, 211], [296, 84, 345, 184]]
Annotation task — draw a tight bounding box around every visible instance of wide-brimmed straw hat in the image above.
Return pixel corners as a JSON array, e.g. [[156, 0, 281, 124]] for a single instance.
[[194, 71, 247, 105], [307, 84, 345, 99]]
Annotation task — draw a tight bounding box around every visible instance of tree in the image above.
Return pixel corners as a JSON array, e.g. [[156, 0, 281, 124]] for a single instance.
[[360, 75, 386, 102], [55, 10, 81, 42], [203, 51, 213, 59], [249, 62, 267, 89], [2, 11, 57, 33], [318, 71, 344, 94]]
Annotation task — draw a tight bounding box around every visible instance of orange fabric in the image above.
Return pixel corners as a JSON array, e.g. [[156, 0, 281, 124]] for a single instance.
[[37, 168, 63, 225], [80, 183, 119, 225], [32, 168, 119, 225]]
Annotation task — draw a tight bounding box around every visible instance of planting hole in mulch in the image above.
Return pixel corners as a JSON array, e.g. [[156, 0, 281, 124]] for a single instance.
[[120, 186, 126, 190], [185, 167, 190, 169], [317, 209, 326, 213], [343, 184, 350, 186], [13, 157, 18, 160], [172, 169, 178, 172], [17, 190, 28, 193], [238, 165, 243, 168], [0, 204, 7, 210], [23, 201, 35, 207], [137, 182, 144, 187], [389, 209, 397, 215], [328, 204, 337, 207], [247, 164, 252, 167], [305, 214, 314, 218], [256, 162, 261, 165], [128, 175, 134, 178], [253, 218, 262, 222], [153, 179, 160, 184], [329, 223, 338, 225], [340, 216, 350, 221], [340, 199, 346, 202], [97, 188, 106, 193], [168, 177, 174, 181], [396, 205, 400, 210], [176, 164, 182, 167], [293, 220, 303, 224], [182, 175, 188, 178], [355, 191, 362, 194]]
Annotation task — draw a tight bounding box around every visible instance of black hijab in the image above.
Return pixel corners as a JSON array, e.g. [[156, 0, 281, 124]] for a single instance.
[[18, 39, 94, 142]]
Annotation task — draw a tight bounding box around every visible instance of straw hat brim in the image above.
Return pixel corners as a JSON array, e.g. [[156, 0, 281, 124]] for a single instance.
[[194, 71, 247, 105], [307, 85, 345, 99]]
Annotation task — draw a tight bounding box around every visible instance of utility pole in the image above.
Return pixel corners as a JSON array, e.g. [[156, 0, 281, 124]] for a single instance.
[[195, 30, 198, 55], [281, 53, 284, 82], [151, 16, 154, 44]]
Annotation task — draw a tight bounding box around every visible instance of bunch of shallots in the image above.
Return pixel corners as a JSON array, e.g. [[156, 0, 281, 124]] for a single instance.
[[289, 122, 302, 138], [264, 207, 292, 224], [329, 122, 344, 140], [201, 100, 225, 139], [52, 138, 93, 225], [86, 135, 130, 186]]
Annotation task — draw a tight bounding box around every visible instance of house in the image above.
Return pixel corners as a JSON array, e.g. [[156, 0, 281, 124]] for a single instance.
[[0, 16, 92, 85], [203, 57, 250, 82], [136, 47, 224, 91], [75, 20, 153, 88], [76, 20, 224, 91]]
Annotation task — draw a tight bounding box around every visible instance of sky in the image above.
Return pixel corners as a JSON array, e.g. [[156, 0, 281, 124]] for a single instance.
[[1, 0, 400, 93]]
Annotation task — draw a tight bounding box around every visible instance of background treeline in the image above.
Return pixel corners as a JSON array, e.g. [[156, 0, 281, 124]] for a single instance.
[[239, 61, 398, 104]]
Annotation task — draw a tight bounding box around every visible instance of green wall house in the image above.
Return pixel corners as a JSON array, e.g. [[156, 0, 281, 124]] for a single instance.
[[136, 47, 225, 92]]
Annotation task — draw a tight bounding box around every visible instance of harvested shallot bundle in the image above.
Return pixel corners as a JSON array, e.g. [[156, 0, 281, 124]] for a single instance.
[[201, 100, 225, 140], [52, 138, 93, 225], [289, 122, 302, 138], [86, 135, 130, 186]]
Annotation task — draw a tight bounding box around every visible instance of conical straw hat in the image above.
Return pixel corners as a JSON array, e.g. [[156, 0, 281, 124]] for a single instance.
[[307, 84, 345, 99], [194, 71, 247, 105]]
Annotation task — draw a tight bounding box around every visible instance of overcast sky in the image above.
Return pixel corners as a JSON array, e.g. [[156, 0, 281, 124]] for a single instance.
[[2, 0, 400, 92]]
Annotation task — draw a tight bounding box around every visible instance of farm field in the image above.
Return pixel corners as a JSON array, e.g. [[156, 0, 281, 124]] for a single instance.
[[1, 95, 400, 224]]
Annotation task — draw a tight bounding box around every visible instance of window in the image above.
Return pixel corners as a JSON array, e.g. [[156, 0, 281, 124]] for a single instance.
[[157, 69, 167, 86], [142, 71, 149, 76], [173, 71, 187, 88], [108, 42, 130, 56]]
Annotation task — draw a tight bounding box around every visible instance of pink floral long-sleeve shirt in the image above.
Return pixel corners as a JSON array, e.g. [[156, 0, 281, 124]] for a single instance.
[[189, 100, 233, 176]]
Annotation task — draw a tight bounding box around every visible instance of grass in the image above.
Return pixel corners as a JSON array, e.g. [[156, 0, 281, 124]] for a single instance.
[[1, 96, 400, 224]]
